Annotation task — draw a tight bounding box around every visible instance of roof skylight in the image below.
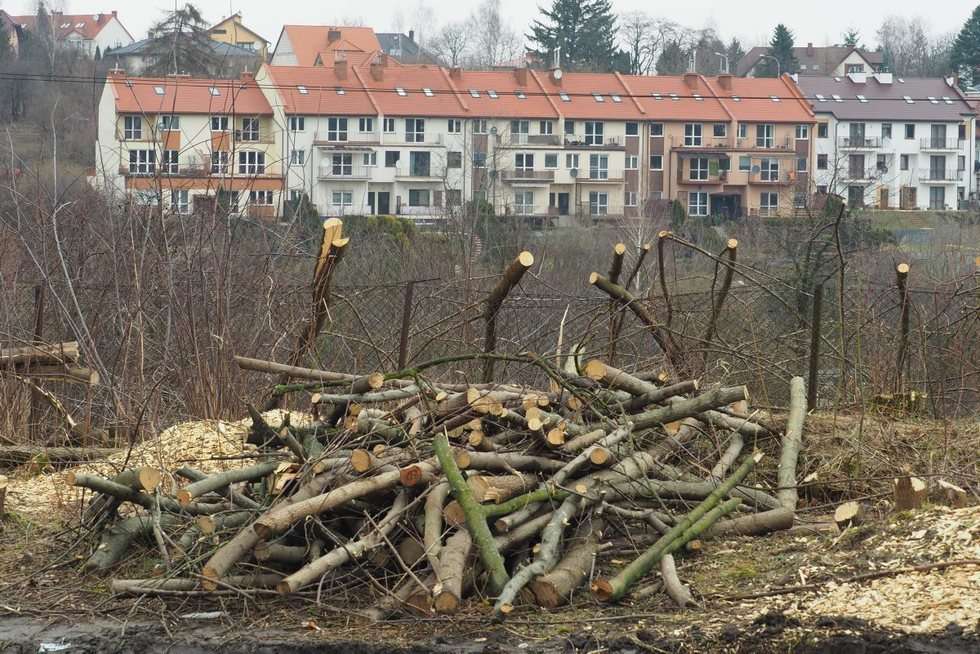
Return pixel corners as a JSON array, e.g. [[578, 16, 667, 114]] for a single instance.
[[297, 85, 308, 95], [396, 87, 407, 96], [652, 93, 662, 100], [857, 94, 868, 103], [559, 91, 570, 102], [469, 89, 480, 98], [422, 87, 433, 96], [611, 94, 622, 103], [928, 96, 938, 104], [153, 86, 165, 96], [770, 95, 780, 102], [942, 96, 953, 105], [694, 93, 703, 101], [816, 94, 826, 102], [488, 90, 498, 99], [336, 87, 345, 95], [732, 95, 741, 102], [669, 93, 679, 101], [903, 95, 914, 104], [593, 93, 605, 103], [832, 94, 843, 102], [209, 87, 220, 96], [516, 90, 527, 99]]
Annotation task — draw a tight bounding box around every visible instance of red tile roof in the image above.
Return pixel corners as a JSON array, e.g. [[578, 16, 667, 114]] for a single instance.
[[448, 69, 559, 119], [531, 70, 644, 120], [706, 76, 815, 123], [107, 72, 273, 116], [279, 25, 382, 67], [8, 11, 127, 41], [263, 65, 377, 115], [625, 74, 732, 121], [358, 64, 468, 117]]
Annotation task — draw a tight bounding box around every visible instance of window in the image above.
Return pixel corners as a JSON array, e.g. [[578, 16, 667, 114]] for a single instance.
[[297, 85, 308, 94], [684, 124, 702, 146], [626, 122, 639, 136], [650, 123, 664, 137], [250, 190, 274, 205], [448, 119, 462, 134], [593, 93, 605, 103], [162, 150, 179, 174], [288, 116, 305, 132], [328, 153, 352, 176], [544, 153, 558, 169], [406, 118, 425, 143], [447, 151, 462, 169], [422, 87, 434, 97], [882, 123, 892, 139], [959, 123, 967, 140], [564, 120, 575, 135], [738, 123, 748, 139], [690, 157, 709, 181], [817, 154, 828, 170], [135, 191, 161, 206], [472, 119, 488, 134], [469, 89, 480, 98], [158, 115, 180, 131], [760, 158, 779, 182], [128, 150, 155, 174], [211, 151, 229, 174], [363, 152, 377, 167], [332, 191, 353, 208], [240, 118, 259, 141], [589, 154, 609, 180], [238, 151, 265, 175], [905, 124, 915, 139], [585, 121, 604, 145], [795, 125, 809, 140], [211, 116, 229, 132], [739, 156, 751, 171], [566, 154, 580, 169], [290, 149, 306, 166], [514, 191, 534, 214], [650, 155, 663, 170], [409, 151, 431, 176], [409, 189, 431, 207], [958, 155, 966, 171], [756, 124, 774, 148], [171, 190, 189, 215], [797, 157, 807, 172], [359, 118, 375, 133], [396, 87, 408, 96], [447, 190, 462, 206], [877, 154, 887, 172], [794, 192, 807, 209], [209, 87, 221, 97], [540, 120, 554, 135], [625, 191, 637, 207], [588, 191, 608, 216], [760, 191, 778, 215], [473, 152, 487, 168], [817, 185, 828, 194], [511, 120, 530, 135], [900, 154, 909, 171], [327, 117, 348, 142], [515, 153, 534, 171], [385, 151, 401, 168], [488, 90, 498, 99], [384, 118, 396, 133], [845, 63, 864, 74], [713, 123, 727, 138], [559, 92, 570, 102], [688, 191, 708, 216], [817, 123, 829, 139], [123, 115, 142, 140], [626, 155, 638, 170]]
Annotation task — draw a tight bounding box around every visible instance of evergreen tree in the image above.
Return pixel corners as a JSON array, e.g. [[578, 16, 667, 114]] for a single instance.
[[144, 3, 220, 76], [94, 45, 102, 60], [656, 39, 688, 75], [758, 24, 798, 77], [726, 38, 745, 74], [0, 21, 13, 64], [951, 5, 980, 86], [842, 29, 860, 48], [527, 0, 622, 72]]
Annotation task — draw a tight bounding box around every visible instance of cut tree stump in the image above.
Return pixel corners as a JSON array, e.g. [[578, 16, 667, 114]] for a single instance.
[[834, 501, 866, 530], [894, 476, 928, 511]]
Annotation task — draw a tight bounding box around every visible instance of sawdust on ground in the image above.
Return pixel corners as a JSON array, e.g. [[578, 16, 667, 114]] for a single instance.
[[4, 410, 309, 521], [747, 504, 980, 635]]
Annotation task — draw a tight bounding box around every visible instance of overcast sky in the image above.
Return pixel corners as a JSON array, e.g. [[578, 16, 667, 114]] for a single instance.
[[10, 0, 979, 50]]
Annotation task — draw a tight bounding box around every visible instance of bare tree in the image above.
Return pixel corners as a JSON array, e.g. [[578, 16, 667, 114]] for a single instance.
[[466, 0, 523, 69], [431, 21, 469, 67]]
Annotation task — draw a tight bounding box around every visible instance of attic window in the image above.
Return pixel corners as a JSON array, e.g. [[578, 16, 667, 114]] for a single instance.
[[516, 90, 527, 99], [469, 89, 480, 98], [559, 91, 570, 102], [488, 90, 498, 99], [833, 77, 842, 82], [732, 96, 741, 102], [903, 95, 914, 104], [770, 95, 780, 102], [60, 22, 70, 28], [693, 93, 703, 101], [396, 87, 407, 96], [857, 95, 868, 103], [651, 93, 662, 100], [897, 78, 905, 83], [336, 87, 345, 95], [669, 93, 679, 101], [422, 88, 433, 96], [832, 94, 843, 103], [154, 86, 165, 96], [943, 96, 954, 105], [209, 87, 220, 96], [75, 22, 84, 28], [593, 93, 605, 103], [297, 85, 308, 95], [816, 94, 826, 102], [611, 94, 622, 103], [928, 96, 938, 104]]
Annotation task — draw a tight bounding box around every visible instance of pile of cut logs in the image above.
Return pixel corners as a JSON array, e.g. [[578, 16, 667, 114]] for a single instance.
[[72, 353, 807, 619]]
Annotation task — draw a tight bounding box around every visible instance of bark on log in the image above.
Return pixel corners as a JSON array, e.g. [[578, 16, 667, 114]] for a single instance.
[[778, 377, 806, 511], [433, 529, 472, 614], [84, 514, 183, 571], [620, 381, 700, 413], [483, 252, 534, 382], [584, 360, 661, 397], [529, 520, 603, 608], [175, 467, 260, 510], [0, 447, 118, 469], [0, 342, 79, 367], [424, 481, 450, 574], [630, 387, 748, 431], [176, 461, 279, 507], [69, 474, 223, 515], [660, 553, 695, 608], [704, 507, 794, 538], [589, 273, 678, 369], [110, 574, 283, 595]]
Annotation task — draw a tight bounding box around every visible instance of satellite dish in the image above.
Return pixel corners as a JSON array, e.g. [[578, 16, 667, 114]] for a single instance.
[[552, 68, 563, 81]]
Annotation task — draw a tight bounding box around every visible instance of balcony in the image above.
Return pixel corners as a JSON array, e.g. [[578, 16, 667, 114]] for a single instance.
[[501, 169, 556, 184], [395, 164, 446, 180], [736, 137, 793, 151], [839, 136, 882, 150], [670, 136, 733, 150], [920, 138, 963, 151], [314, 131, 380, 146], [680, 169, 729, 185], [387, 134, 446, 146], [582, 168, 624, 182], [235, 131, 276, 145], [576, 202, 626, 219], [918, 169, 963, 183], [503, 204, 556, 217], [841, 168, 880, 182], [563, 136, 623, 149], [504, 133, 562, 147], [318, 164, 372, 180], [749, 170, 795, 185]]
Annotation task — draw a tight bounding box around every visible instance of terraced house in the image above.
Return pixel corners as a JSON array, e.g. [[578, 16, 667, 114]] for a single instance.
[[94, 70, 284, 218]]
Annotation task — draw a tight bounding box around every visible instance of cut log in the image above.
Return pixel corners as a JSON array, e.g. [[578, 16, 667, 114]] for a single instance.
[[176, 461, 279, 507], [483, 251, 535, 382], [938, 479, 969, 508], [660, 553, 695, 608], [0, 341, 80, 368], [834, 501, 866, 530], [433, 529, 472, 614], [468, 474, 537, 504], [0, 446, 118, 469], [529, 521, 603, 608], [778, 377, 807, 511], [111, 574, 283, 596]]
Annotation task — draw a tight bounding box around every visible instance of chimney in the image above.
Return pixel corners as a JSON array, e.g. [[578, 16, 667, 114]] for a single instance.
[[240, 71, 255, 83], [328, 29, 342, 44], [717, 74, 733, 91], [335, 53, 348, 79], [370, 56, 384, 82], [514, 67, 528, 86], [112, 10, 117, 17], [683, 72, 698, 89], [806, 42, 815, 56], [408, 29, 415, 42], [450, 66, 462, 80]]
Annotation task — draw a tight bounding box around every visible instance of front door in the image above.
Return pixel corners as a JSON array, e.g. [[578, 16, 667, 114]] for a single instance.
[[555, 193, 570, 215], [929, 186, 945, 210], [367, 192, 376, 215], [377, 192, 390, 215], [879, 187, 889, 209]]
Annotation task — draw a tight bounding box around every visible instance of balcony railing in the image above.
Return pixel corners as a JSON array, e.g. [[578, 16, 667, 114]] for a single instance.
[[235, 131, 276, 145], [841, 168, 880, 182], [749, 170, 795, 185], [920, 138, 963, 151], [563, 136, 623, 148], [919, 169, 964, 183], [576, 202, 626, 218], [736, 137, 793, 151], [501, 169, 556, 183], [395, 164, 446, 179], [318, 165, 372, 180], [584, 168, 624, 181], [314, 131, 380, 146], [505, 133, 562, 146], [839, 136, 882, 149], [670, 136, 734, 149]]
